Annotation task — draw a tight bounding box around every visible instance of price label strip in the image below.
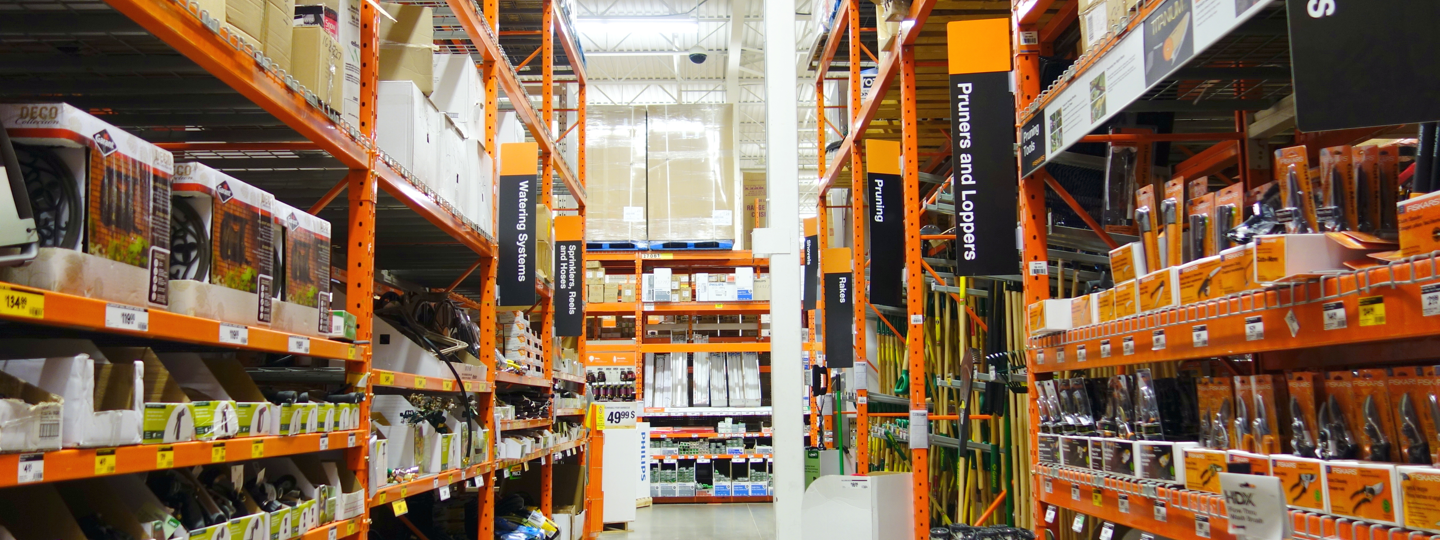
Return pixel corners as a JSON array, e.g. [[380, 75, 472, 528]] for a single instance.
[[1151, 329, 1166, 351], [1123, 336, 1135, 356], [1245, 316, 1264, 341], [1358, 296, 1386, 326], [95, 448, 117, 475], [157, 446, 174, 469], [1192, 324, 1208, 348], [105, 303, 149, 332], [1117, 494, 1129, 514], [1424, 284, 1440, 317], [1100, 340, 1111, 358], [1076, 345, 1087, 362], [17, 453, 43, 484], [1323, 301, 1347, 330], [1154, 499, 1167, 522], [0, 285, 44, 319], [219, 323, 249, 345]]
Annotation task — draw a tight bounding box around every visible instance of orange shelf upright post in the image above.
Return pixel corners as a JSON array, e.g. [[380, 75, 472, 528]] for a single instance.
[[899, 43, 929, 540]]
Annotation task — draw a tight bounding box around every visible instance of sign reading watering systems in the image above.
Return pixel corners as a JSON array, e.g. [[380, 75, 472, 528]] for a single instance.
[[498, 143, 538, 306], [867, 140, 905, 307], [947, 19, 1019, 277], [554, 240, 583, 336], [1286, 0, 1440, 131]]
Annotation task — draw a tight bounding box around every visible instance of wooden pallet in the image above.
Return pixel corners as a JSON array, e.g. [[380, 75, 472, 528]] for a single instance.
[[635, 497, 653, 508], [601, 522, 633, 532]]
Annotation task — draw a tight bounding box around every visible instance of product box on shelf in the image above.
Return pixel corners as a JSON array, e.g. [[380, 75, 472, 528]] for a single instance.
[[1252, 234, 1375, 284], [262, 0, 293, 71], [1087, 438, 1105, 472], [1271, 455, 1327, 512], [1027, 299, 1072, 336], [0, 339, 143, 448], [1095, 289, 1115, 323], [1177, 255, 1222, 305], [1398, 466, 1440, 533], [1226, 450, 1271, 475], [646, 104, 737, 244], [378, 2, 433, 95], [0, 369, 63, 453], [1060, 436, 1090, 469], [377, 80, 440, 198], [328, 310, 358, 341], [431, 53, 485, 137], [1137, 267, 1180, 313], [291, 23, 344, 109], [1182, 446, 1227, 493], [157, 353, 279, 436], [1069, 295, 1093, 328], [1217, 243, 1256, 296], [1037, 434, 1060, 464], [1100, 438, 1135, 477], [1325, 461, 1401, 526], [1109, 242, 1147, 283], [1113, 279, 1138, 319], [1137, 441, 1193, 484], [585, 107, 648, 243], [0, 103, 174, 308], [1398, 189, 1440, 258], [169, 162, 277, 327], [271, 200, 332, 337]]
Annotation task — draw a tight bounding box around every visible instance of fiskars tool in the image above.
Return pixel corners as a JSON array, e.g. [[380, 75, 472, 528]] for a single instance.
[[1289, 473, 1317, 504], [1320, 396, 1358, 460], [1254, 395, 1276, 454], [1235, 395, 1252, 451], [1321, 162, 1347, 231], [1216, 399, 1233, 449], [1363, 395, 1392, 461], [1291, 396, 1318, 458], [1400, 393, 1430, 464], [1350, 482, 1388, 513]]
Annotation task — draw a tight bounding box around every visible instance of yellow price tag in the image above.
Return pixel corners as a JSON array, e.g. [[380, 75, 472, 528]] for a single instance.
[[1359, 296, 1386, 326], [1092, 488, 1103, 506], [0, 285, 44, 319], [442, 380, 454, 391], [660, 253, 673, 259], [400, 487, 408, 497], [391, 500, 408, 516], [157, 446, 174, 469], [378, 372, 395, 386], [95, 449, 117, 475], [348, 347, 356, 360], [714, 304, 723, 309], [376, 492, 387, 504], [252, 439, 265, 458], [345, 521, 357, 536], [464, 381, 475, 391], [212, 443, 226, 462], [414, 377, 427, 389]]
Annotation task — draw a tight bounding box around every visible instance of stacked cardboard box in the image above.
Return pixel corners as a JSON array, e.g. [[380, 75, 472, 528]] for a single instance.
[[585, 107, 649, 243], [292, 6, 344, 109], [378, 2, 433, 94], [646, 104, 737, 243]]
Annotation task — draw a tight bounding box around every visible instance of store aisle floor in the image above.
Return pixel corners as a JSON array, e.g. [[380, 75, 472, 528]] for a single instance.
[[602, 504, 775, 539]]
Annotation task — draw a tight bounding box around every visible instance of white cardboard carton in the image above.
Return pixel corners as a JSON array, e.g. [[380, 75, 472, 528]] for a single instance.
[[0, 339, 142, 448]]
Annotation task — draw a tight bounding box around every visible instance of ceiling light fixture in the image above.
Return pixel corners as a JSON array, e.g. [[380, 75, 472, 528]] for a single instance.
[[575, 16, 698, 36]]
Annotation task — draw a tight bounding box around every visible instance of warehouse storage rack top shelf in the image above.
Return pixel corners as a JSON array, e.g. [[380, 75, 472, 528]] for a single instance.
[[0, 0, 592, 536], [1015, 3, 1440, 540]]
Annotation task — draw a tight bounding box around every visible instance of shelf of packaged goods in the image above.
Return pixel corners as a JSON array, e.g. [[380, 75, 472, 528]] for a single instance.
[[369, 462, 496, 507], [650, 454, 771, 461], [1028, 256, 1440, 373], [500, 418, 553, 430], [300, 516, 365, 540], [496, 372, 551, 388], [587, 301, 771, 315], [1036, 465, 1234, 540], [498, 438, 587, 467], [555, 408, 585, 416], [586, 302, 638, 315], [0, 430, 363, 488], [653, 495, 772, 504], [0, 282, 360, 361], [371, 369, 492, 393], [638, 342, 771, 354], [554, 371, 585, 384], [641, 407, 772, 418], [587, 251, 770, 265], [441, 0, 585, 207], [103, 0, 368, 169], [376, 162, 496, 258], [649, 431, 771, 439]]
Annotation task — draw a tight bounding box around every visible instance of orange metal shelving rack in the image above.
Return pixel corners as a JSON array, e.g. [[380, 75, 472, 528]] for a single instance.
[[0, 0, 590, 536]]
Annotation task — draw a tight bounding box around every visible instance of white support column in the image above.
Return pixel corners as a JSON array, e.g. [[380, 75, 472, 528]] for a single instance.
[[727, 0, 748, 249], [762, 0, 803, 537]]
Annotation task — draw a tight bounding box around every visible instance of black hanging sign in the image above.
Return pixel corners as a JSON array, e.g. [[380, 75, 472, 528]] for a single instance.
[[823, 247, 854, 369], [866, 140, 905, 307], [498, 143, 538, 306], [948, 19, 1020, 277], [803, 231, 819, 310], [554, 240, 583, 336]]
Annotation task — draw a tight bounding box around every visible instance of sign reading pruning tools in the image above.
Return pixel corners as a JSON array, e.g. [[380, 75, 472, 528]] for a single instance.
[[946, 19, 1019, 276], [498, 142, 539, 306]]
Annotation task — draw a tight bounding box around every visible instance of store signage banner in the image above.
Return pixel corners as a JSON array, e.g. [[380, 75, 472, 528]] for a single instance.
[[947, 20, 1020, 276], [554, 240, 583, 336], [803, 233, 819, 310], [866, 140, 905, 306], [498, 142, 538, 306], [1287, 0, 1440, 131], [1024, 0, 1272, 172], [823, 270, 854, 369]]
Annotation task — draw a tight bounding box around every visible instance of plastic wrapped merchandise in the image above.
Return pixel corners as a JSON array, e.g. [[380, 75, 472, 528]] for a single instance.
[[646, 104, 737, 244], [584, 107, 648, 244]]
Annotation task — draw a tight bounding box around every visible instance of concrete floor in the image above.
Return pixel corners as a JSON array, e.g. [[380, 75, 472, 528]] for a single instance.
[[600, 504, 775, 539]]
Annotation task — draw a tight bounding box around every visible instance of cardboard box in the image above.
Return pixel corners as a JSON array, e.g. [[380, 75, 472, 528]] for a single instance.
[[1026, 299, 1072, 336], [431, 53, 485, 138], [1182, 446, 1227, 493], [1037, 434, 1060, 464], [377, 80, 440, 195], [1109, 242, 1146, 283], [0, 368, 63, 453], [1137, 441, 1194, 484], [1217, 243, 1256, 296], [1325, 461, 1401, 526], [1060, 436, 1091, 469], [170, 162, 277, 326], [1399, 466, 1440, 533], [328, 310, 358, 341], [0, 103, 174, 307], [272, 200, 333, 335], [1113, 279, 1138, 319], [1177, 255, 1222, 305], [1398, 189, 1440, 257], [1070, 295, 1093, 327], [378, 2, 433, 94], [291, 26, 344, 108], [321, 0, 361, 126], [585, 107, 649, 243], [1095, 289, 1115, 322], [262, 0, 293, 72], [0, 339, 143, 448], [226, 0, 264, 41], [646, 104, 737, 243], [156, 353, 279, 436], [1100, 438, 1135, 477], [1272, 455, 1327, 512], [1253, 234, 1373, 284], [1137, 267, 1179, 313]]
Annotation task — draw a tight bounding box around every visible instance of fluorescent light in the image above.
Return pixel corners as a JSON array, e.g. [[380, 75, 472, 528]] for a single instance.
[[575, 17, 698, 35]]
